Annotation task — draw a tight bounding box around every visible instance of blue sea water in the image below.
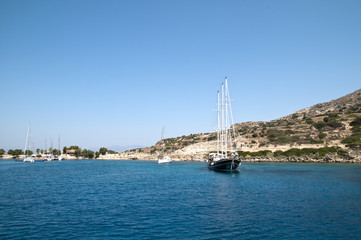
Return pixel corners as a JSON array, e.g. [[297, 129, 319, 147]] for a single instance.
[[0, 160, 361, 239]]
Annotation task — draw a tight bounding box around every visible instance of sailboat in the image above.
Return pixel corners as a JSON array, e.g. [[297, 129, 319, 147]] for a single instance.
[[57, 136, 63, 161], [23, 122, 35, 163], [158, 125, 173, 164], [208, 77, 241, 171]]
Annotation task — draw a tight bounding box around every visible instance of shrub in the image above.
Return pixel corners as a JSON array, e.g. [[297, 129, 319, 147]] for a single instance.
[[337, 149, 348, 156], [207, 135, 217, 141], [310, 139, 324, 144], [306, 118, 314, 125], [272, 146, 343, 158], [341, 116, 361, 148], [238, 150, 272, 158], [314, 120, 343, 130], [318, 132, 327, 139], [313, 121, 327, 130], [350, 116, 361, 126]]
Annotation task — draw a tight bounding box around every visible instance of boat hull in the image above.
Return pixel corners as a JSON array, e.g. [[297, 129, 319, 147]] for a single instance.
[[158, 159, 173, 164], [208, 158, 241, 171]]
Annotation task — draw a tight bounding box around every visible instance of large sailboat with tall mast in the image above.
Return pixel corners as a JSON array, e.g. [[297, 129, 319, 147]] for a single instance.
[[208, 77, 241, 171]]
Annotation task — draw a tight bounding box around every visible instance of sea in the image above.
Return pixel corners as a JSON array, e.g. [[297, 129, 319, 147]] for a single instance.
[[1, 159, 361, 239]]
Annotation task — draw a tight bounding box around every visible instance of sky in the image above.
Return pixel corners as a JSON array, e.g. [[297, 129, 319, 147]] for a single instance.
[[1, 0, 360, 151]]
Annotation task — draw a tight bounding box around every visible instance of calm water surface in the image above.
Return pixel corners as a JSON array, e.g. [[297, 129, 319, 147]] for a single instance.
[[1, 159, 361, 239]]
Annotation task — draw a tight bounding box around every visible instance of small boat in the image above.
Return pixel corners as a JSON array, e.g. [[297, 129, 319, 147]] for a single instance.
[[208, 77, 241, 171], [158, 125, 173, 164], [23, 122, 35, 163], [23, 156, 35, 163], [158, 155, 173, 164]]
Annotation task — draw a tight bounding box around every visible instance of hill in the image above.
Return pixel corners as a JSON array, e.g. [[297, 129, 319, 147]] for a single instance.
[[114, 89, 361, 162]]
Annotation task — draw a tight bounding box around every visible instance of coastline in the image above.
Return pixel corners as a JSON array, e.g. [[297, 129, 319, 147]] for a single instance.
[[2, 150, 360, 163], [90, 154, 361, 163]]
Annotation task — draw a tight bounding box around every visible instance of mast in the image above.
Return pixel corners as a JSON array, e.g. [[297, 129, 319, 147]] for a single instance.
[[58, 136, 60, 155], [225, 77, 228, 158], [50, 138, 53, 154], [161, 124, 165, 154], [24, 121, 30, 156], [221, 82, 224, 155], [217, 90, 220, 155], [226, 78, 236, 151]]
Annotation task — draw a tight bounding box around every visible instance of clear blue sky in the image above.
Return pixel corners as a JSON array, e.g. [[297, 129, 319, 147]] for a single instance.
[[1, 0, 360, 151]]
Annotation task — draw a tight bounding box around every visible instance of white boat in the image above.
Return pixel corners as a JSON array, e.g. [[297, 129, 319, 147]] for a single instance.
[[23, 122, 35, 163], [207, 77, 241, 171], [158, 125, 173, 164], [158, 155, 173, 164], [23, 156, 35, 163]]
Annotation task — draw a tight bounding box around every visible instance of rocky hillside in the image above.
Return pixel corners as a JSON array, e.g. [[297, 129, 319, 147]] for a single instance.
[[117, 89, 361, 162]]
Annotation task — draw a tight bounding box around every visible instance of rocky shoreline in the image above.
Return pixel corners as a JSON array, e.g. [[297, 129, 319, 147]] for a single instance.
[[2, 155, 360, 163], [95, 153, 361, 163], [242, 156, 361, 163]]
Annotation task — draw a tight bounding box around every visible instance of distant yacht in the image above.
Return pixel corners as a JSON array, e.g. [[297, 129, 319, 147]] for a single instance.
[[23, 122, 35, 163], [158, 125, 173, 164], [208, 77, 241, 171], [158, 155, 172, 164], [44, 155, 53, 161]]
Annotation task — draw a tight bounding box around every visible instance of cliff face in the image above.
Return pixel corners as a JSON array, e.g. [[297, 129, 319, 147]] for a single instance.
[[122, 89, 361, 162]]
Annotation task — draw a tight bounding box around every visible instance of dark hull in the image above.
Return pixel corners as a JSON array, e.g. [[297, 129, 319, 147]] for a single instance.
[[208, 158, 241, 171]]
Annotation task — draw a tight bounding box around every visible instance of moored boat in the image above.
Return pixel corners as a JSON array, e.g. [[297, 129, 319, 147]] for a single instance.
[[23, 122, 35, 163], [208, 153, 241, 171], [158, 155, 173, 164], [207, 77, 241, 171], [158, 125, 173, 164]]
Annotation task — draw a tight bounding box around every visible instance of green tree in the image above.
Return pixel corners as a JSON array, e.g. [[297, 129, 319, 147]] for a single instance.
[[25, 150, 33, 156], [9, 149, 23, 157], [82, 149, 95, 159], [0, 149, 5, 156], [63, 146, 68, 154], [95, 151, 100, 159], [36, 148, 40, 154], [52, 149, 60, 155], [15, 149, 23, 156], [99, 147, 107, 155], [74, 149, 81, 158]]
